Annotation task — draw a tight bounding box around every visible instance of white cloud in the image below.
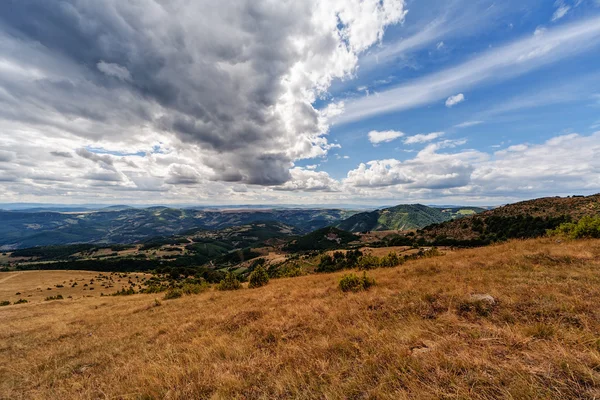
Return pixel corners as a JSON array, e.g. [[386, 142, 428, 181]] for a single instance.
[[343, 132, 600, 200], [335, 15, 600, 124], [445, 93, 465, 107], [404, 132, 444, 144], [436, 41, 445, 50], [454, 121, 483, 128], [552, 5, 570, 22], [368, 130, 405, 145], [276, 167, 340, 192]]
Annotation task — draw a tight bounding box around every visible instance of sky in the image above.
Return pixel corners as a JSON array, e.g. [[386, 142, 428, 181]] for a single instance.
[[0, 0, 599, 207]]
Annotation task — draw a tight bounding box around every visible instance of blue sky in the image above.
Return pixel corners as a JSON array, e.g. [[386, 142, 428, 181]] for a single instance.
[[308, 0, 600, 181], [0, 0, 599, 206]]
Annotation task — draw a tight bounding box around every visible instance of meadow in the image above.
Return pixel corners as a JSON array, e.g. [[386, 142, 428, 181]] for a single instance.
[[2, 238, 600, 399]]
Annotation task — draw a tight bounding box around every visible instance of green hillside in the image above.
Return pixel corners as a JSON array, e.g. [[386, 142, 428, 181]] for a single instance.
[[336, 204, 484, 232]]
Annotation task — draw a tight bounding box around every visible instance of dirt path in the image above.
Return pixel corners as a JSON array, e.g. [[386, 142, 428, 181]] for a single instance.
[[0, 272, 21, 284]]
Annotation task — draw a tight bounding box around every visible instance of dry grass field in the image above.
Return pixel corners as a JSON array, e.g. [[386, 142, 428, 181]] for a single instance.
[[2, 238, 600, 399], [0, 271, 151, 303]]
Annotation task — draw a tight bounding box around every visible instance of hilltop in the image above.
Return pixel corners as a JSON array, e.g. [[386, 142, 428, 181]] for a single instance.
[[422, 194, 600, 243], [336, 204, 484, 232], [2, 238, 600, 398]]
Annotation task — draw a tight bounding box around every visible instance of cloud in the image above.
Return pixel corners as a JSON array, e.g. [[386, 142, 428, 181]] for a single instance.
[[552, 4, 570, 22], [454, 121, 483, 128], [445, 93, 465, 107], [368, 130, 405, 145], [335, 15, 600, 124], [50, 151, 73, 158], [343, 132, 600, 200], [0, 0, 406, 187], [96, 61, 131, 81], [404, 132, 444, 144], [276, 167, 340, 192], [76, 148, 114, 167], [0, 150, 16, 162]]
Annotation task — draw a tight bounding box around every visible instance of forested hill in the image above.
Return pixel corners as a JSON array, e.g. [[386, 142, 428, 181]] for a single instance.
[[422, 194, 600, 243], [335, 204, 484, 232]]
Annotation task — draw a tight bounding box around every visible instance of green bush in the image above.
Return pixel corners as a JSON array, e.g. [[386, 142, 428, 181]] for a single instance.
[[357, 254, 380, 270], [339, 272, 375, 292], [44, 294, 64, 301], [163, 288, 183, 300], [14, 299, 28, 304], [248, 265, 270, 288], [0, 300, 10, 306], [217, 272, 242, 291], [548, 216, 600, 239]]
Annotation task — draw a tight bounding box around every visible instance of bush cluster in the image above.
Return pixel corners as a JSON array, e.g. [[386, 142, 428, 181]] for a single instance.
[[248, 265, 269, 288], [339, 273, 375, 292], [217, 272, 242, 291], [548, 216, 600, 239]]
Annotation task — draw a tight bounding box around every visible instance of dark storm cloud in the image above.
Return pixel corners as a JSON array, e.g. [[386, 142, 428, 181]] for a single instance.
[[50, 151, 73, 158], [0, 0, 324, 185], [76, 148, 114, 167]]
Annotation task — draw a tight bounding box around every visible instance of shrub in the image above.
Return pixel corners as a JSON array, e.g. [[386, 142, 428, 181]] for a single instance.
[[44, 294, 64, 301], [14, 299, 28, 304], [0, 300, 10, 306], [339, 272, 375, 292], [357, 254, 380, 270], [217, 272, 242, 291], [380, 252, 401, 267], [112, 287, 136, 296], [181, 282, 210, 295], [248, 265, 270, 288], [163, 288, 183, 300], [548, 216, 600, 239]]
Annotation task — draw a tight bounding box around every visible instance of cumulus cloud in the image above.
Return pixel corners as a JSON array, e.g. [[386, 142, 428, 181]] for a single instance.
[[368, 130, 405, 145], [343, 132, 600, 200], [404, 132, 444, 144], [0, 0, 406, 188], [276, 167, 340, 192], [445, 93, 465, 107]]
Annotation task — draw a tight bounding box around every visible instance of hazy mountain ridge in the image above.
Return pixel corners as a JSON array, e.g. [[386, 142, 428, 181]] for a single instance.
[[0, 208, 354, 250]]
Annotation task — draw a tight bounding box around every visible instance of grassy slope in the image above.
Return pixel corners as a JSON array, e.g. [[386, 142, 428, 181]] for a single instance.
[[2, 238, 600, 399]]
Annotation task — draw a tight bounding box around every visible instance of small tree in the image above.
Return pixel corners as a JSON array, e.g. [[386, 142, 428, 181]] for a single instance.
[[248, 265, 269, 288], [217, 272, 242, 291]]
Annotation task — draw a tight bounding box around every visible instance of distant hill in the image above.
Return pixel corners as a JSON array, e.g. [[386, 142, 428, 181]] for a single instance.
[[0, 208, 355, 250], [422, 194, 600, 243], [335, 204, 485, 232]]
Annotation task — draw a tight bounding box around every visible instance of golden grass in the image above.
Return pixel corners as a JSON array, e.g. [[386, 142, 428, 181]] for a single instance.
[[2, 238, 600, 399], [0, 271, 151, 303]]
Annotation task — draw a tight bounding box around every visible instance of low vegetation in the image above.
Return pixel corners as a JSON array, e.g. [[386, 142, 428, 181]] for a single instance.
[[548, 216, 600, 238], [216, 272, 242, 291], [248, 265, 269, 288], [338, 272, 375, 292], [3, 238, 600, 398]]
